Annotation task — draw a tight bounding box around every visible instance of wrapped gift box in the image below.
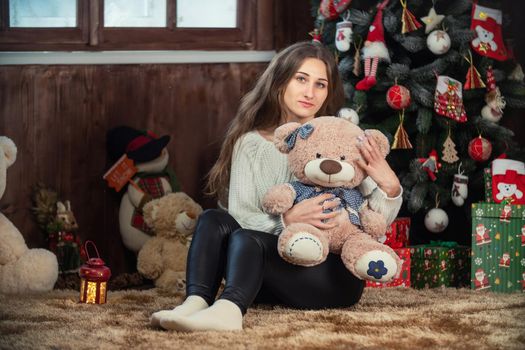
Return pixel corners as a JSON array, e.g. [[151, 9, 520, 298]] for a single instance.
[[366, 247, 410, 288], [471, 202, 525, 293], [380, 217, 410, 248], [410, 244, 470, 289]]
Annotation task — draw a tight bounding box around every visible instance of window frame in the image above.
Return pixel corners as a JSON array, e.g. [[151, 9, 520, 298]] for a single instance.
[[0, 0, 273, 51]]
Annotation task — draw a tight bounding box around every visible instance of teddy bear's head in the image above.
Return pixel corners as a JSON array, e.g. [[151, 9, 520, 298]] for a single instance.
[[496, 182, 523, 201], [143, 192, 203, 240], [273, 117, 389, 188], [0, 136, 17, 200], [475, 25, 494, 44]]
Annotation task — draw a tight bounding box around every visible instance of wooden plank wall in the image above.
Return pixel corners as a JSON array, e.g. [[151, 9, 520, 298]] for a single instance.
[[0, 63, 270, 273], [0, 0, 313, 275]]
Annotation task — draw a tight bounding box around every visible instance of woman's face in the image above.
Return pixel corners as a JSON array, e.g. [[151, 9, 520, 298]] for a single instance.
[[282, 58, 329, 124]]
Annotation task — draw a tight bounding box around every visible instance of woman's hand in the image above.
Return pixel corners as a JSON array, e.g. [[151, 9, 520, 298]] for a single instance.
[[356, 133, 401, 197], [282, 193, 341, 229]]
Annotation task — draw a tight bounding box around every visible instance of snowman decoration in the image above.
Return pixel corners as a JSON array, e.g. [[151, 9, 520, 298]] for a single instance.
[[106, 126, 178, 253]]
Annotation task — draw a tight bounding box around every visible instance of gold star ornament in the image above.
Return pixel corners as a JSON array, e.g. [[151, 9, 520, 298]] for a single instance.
[[421, 7, 445, 34]]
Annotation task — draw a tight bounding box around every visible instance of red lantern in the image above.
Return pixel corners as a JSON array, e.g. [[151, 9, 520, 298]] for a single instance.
[[79, 241, 111, 304], [468, 136, 492, 162], [387, 85, 411, 110]]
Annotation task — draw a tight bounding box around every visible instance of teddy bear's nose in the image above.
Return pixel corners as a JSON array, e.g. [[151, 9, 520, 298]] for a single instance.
[[320, 159, 342, 175]]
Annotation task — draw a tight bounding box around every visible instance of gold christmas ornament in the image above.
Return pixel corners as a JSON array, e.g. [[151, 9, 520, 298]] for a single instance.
[[392, 110, 413, 149], [400, 0, 422, 34], [464, 51, 485, 90], [352, 39, 362, 76]]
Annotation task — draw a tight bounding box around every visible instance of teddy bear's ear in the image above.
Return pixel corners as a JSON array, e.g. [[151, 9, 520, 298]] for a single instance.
[[273, 122, 302, 153], [365, 129, 390, 158], [0, 136, 17, 168]]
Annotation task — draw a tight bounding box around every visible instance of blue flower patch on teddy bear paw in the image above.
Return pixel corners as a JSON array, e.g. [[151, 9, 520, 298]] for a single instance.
[[367, 260, 388, 280]]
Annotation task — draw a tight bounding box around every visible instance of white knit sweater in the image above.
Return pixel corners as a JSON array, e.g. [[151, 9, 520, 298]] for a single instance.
[[227, 131, 403, 235]]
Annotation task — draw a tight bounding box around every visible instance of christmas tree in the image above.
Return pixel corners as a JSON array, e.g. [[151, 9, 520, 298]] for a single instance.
[[310, 0, 525, 243]]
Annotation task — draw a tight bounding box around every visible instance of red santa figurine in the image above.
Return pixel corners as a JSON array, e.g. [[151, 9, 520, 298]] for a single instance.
[[474, 268, 491, 290], [521, 225, 525, 247], [475, 223, 491, 245], [418, 149, 442, 181], [499, 253, 511, 267], [499, 203, 512, 223], [356, 0, 390, 91], [521, 272, 525, 292]]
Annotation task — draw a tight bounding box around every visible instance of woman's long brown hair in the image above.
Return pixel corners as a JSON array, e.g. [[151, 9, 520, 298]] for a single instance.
[[206, 41, 344, 201]]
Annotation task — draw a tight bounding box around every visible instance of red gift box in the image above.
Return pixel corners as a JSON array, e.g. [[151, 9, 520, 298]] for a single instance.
[[366, 247, 411, 288], [380, 217, 410, 248]]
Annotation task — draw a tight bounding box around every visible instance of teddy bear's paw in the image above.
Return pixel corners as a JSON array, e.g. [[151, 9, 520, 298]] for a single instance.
[[354, 250, 398, 282], [282, 232, 325, 266]]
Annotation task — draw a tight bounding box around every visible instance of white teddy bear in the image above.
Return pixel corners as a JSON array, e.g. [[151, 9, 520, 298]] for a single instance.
[[0, 136, 59, 294], [473, 25, 498, 52], [496, 182, 523, 201]]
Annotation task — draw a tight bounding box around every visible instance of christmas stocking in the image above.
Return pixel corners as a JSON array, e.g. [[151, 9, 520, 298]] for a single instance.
[[451, 174, 468, 206], [335, 20, 353, 52], [434, 76, 467, 123], [471, 2, 508, 61], [491, 159, 525, 204]]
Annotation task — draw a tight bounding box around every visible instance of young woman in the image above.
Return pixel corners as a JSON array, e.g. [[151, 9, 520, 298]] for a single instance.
[[150, 41, 403, 332]]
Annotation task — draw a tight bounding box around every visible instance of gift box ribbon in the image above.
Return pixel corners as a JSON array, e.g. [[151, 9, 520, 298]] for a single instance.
[[427, 240, 459, 248]]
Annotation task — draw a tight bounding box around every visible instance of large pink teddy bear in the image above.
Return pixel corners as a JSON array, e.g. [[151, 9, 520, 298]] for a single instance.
[[262, 117, 401, 282]]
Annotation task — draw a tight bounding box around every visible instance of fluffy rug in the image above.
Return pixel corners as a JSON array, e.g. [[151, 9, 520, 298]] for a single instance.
[[1, 287, 524, 350]]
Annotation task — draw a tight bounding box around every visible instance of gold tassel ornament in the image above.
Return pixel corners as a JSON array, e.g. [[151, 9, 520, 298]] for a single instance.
[[464, 51, 485, 90], [392, 110, 413, 149], [400, 0, 422, 34]]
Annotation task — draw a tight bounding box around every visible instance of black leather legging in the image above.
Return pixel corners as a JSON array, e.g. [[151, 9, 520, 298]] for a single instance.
[[186, 209, 365, 314]]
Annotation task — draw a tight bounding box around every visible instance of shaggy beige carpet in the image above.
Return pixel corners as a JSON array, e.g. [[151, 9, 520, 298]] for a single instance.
[[1, 287, 524, 350]]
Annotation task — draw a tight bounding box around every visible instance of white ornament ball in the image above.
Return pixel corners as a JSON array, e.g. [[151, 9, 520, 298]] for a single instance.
[[424, 208, 449, 233], [427, 30, 451, 55], [481, 104, 503, 123], [337, 107, 360, 125]]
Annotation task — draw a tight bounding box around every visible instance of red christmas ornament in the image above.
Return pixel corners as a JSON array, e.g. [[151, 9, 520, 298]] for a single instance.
[[319, 0, 353, 20], [386, 85, 411, 110], [468, 136, 492, 162]]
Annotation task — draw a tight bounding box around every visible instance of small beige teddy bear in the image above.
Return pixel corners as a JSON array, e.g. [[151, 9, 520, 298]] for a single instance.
[[137, 192, 203, 293], [262, 117, 401, 282]]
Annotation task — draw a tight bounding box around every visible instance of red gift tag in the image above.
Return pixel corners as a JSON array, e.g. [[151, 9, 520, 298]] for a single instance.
[[103, 154, 139, 192]]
